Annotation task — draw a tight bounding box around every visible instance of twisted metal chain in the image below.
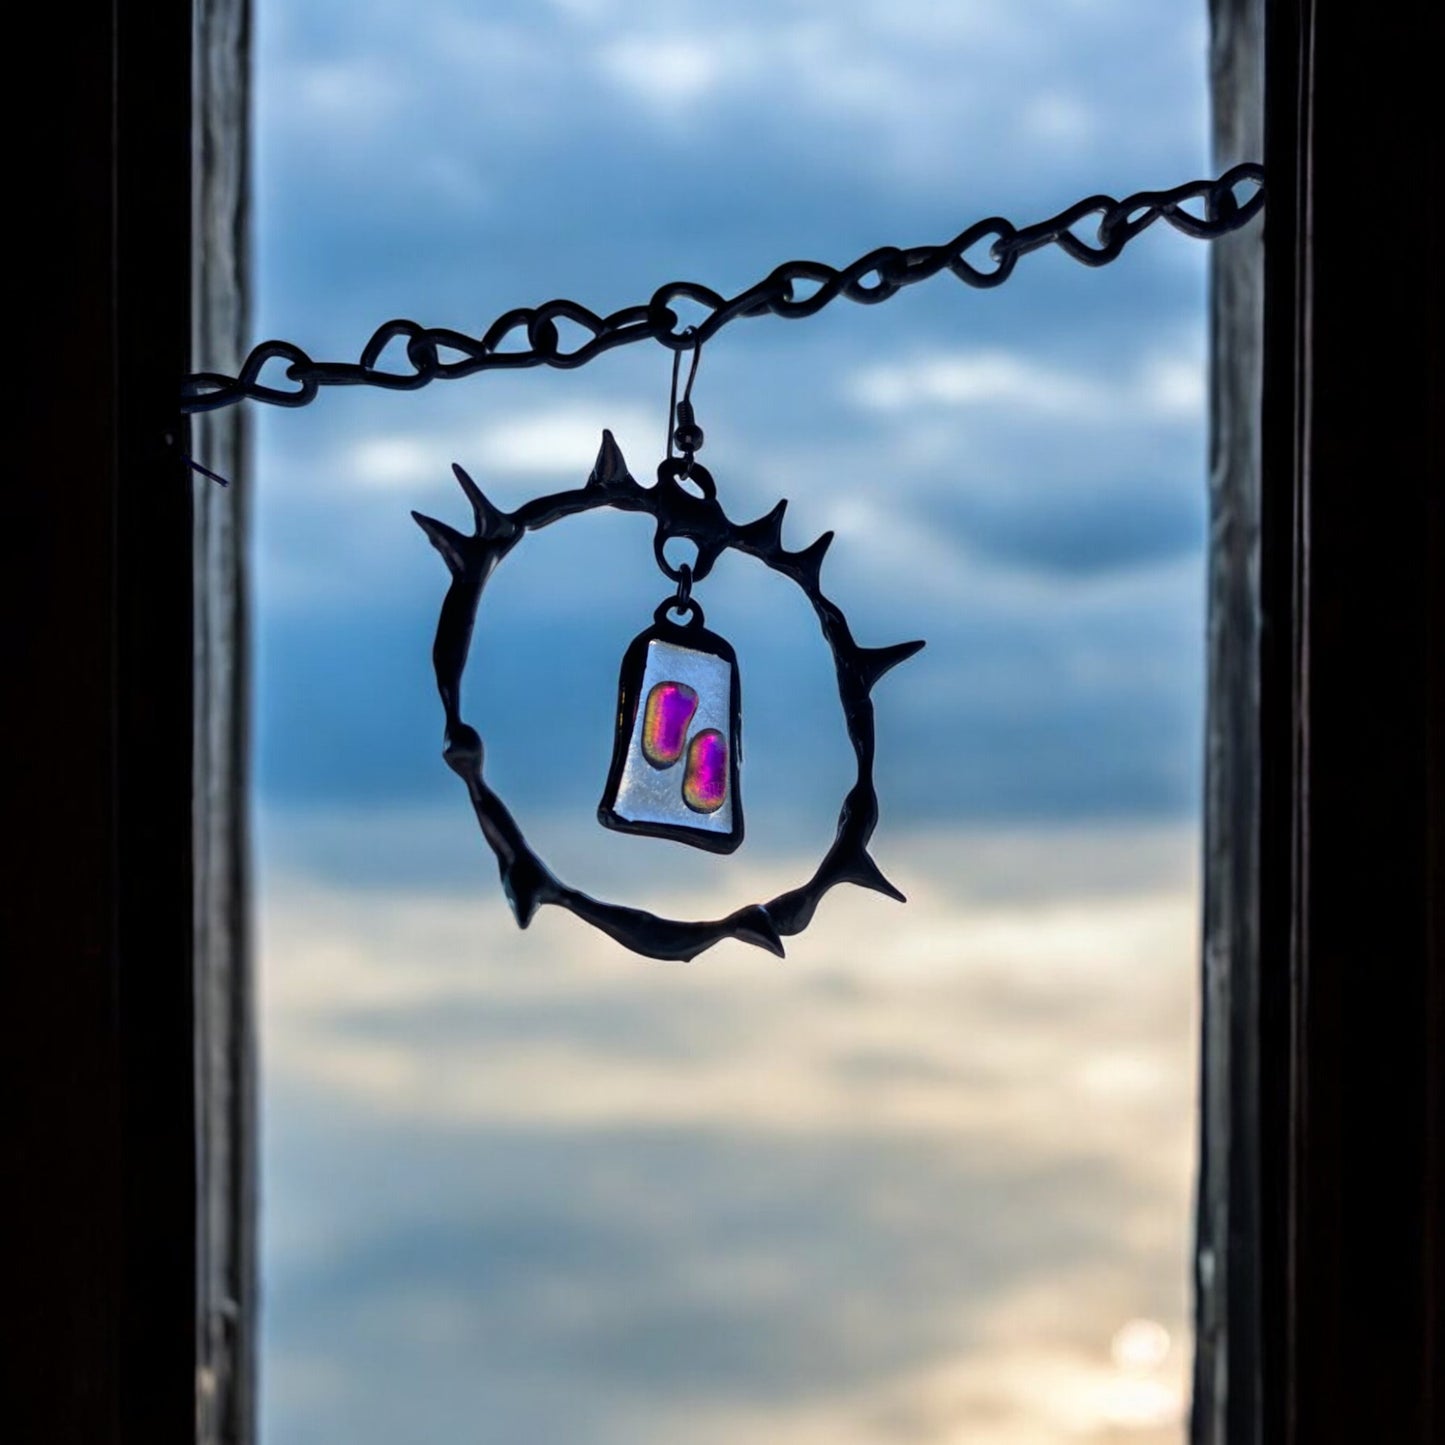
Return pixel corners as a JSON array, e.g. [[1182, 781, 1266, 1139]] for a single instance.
[[181, 163, 1263, 414]]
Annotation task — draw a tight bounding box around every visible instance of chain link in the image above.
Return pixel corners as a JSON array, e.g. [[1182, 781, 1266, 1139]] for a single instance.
[[181, 164, 1263, 414]]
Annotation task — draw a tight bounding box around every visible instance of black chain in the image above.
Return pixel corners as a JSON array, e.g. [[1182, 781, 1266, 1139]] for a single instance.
[[181, 163, 1263, 414]]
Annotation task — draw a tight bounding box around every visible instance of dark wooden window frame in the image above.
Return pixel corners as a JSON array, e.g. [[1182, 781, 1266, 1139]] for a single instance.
[[12, 2, 1439, 1443], [14, 3, 252, 1444], [1194, 2, 1442, 1443]]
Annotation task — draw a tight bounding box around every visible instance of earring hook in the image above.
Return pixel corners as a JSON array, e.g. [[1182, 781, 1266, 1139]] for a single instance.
[[666, 338, 704, 472]]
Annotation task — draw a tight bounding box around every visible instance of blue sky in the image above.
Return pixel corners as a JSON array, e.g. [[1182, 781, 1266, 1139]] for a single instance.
[[249, 2, 1227, 1440], [252, 0, 1214, 862]]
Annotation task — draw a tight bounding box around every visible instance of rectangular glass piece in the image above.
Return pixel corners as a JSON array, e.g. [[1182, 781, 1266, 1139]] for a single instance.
[[599, 622, 743, 853]]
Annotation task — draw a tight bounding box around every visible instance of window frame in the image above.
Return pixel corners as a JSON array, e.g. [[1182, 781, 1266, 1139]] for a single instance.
[[12, 2, 1439, 1443], [13, 3, 252, 1444], [1193, 2, 1443, 1442]]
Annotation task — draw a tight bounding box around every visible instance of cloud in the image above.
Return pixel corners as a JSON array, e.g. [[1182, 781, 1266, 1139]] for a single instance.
[[922, 484, 1205, 578], [848, 348, 1204, 425], [598, 36, 731, 114], [259, 821, 1197, 1445], [480, 403, 658, 474], [345, 434, 440, 488], [1021, 90, 1098, 148], [253, 518, 1206, 824], [290, 56, 405, 130], [252, 0, 1211, 353], [343, 402, 659, 489], [254, 567, 1207, 826]]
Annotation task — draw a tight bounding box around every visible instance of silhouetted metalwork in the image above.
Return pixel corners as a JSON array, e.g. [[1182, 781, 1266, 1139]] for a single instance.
[[414, 431, 924, 961], [182, 164, 1265, 412]]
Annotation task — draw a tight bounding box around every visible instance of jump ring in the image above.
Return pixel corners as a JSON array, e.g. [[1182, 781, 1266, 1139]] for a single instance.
[[654, 595, 705, 629]]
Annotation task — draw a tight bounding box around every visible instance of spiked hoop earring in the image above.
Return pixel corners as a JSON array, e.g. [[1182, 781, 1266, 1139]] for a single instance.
[[414, 356, 923, 960]]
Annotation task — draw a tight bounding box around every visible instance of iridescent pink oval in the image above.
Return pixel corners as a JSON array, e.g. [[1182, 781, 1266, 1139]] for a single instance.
[[641, 681, 698, 768], [682, 729, 728, 813]]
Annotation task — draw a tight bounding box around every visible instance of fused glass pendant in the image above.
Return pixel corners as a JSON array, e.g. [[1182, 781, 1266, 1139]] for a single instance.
[[599, 606, 744, 853]]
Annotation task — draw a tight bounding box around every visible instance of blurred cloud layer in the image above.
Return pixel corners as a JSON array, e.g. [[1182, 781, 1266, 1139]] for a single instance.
[[262, 824, 1198, 1445], [252, 0, 1210, 1439], [251, 0, 1211, 837]]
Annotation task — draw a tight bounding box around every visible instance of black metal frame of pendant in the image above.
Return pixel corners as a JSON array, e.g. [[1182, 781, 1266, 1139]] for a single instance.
[[597, 601, 745, 855], [414, 431, 925, 961]]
